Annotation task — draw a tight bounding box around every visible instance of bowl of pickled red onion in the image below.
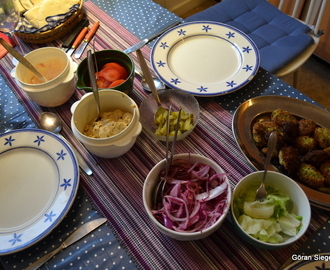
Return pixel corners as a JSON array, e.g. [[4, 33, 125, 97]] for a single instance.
[[143, 153, 231, 240]]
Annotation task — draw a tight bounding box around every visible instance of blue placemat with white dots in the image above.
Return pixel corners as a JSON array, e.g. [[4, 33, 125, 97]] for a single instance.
[[90, 0, 183, 42], [0, 73, 35, 132], [215, 67, 324, 114]]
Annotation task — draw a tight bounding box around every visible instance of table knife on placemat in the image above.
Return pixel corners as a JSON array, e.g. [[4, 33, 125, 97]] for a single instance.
[[123, 20, 181, 54], [66, 26, 89, 56], [74, 21, 100, 59], [25, 218, 107, 270], [62, 19, 89, 50]]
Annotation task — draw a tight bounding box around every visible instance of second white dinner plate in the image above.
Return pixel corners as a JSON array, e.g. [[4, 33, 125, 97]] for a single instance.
[[0, 129, 79, 255], [151, 21, 260, 96]]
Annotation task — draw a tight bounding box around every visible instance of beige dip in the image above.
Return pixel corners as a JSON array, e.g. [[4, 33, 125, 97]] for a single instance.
[[83, 109, 132, 138]]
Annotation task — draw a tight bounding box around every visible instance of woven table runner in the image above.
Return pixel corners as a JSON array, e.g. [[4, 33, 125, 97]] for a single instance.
[[0, 2, 329, 269]]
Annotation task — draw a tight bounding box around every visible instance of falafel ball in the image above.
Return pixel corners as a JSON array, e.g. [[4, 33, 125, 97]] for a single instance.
[[295, 136, 318, 154], [278, 146, 301, 174], [319, 161, 330, 187], [252, 120, 280, 148], [271, 109, 298, 126], [314, 127, 330, 149], [298, 119, 317, 136], [297, 163, 325, 189]]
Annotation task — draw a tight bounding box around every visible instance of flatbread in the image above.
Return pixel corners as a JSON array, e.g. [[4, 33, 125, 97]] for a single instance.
[[24, 0, 79, 29]]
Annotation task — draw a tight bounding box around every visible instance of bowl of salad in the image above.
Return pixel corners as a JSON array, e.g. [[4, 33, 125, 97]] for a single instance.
[[143, 153, 231, 240], [231, 171, 311, 249]]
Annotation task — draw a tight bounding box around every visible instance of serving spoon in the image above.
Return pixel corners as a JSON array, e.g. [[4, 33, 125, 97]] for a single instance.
[[87, 50, 102, 121], [255, 131, 277, 201], [0, 38, 47, 82], [38, 112, 93, 176], [153, 107, 181, 209], [135, 66, 165, 92], [136, 49, 168, 120]]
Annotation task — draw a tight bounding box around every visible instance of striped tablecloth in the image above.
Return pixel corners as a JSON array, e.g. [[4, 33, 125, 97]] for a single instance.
[[0, 1, 329, 269]]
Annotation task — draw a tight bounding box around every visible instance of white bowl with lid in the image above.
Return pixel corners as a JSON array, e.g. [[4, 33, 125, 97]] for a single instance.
[[71, 89, 142, 158], [12, 47, 77, 107]]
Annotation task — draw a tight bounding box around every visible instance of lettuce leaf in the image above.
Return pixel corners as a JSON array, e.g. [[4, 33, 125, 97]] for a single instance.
[[234, 182, 302, 243]]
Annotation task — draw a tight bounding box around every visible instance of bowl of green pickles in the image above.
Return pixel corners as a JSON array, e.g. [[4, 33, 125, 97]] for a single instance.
[[139, 89, 200, 141]]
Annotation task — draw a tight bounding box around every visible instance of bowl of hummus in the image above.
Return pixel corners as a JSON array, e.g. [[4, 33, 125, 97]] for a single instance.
[[71, 89, 142, 158]]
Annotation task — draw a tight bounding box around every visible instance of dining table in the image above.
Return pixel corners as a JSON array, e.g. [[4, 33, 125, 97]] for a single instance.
[[0, 0, 329, 269]]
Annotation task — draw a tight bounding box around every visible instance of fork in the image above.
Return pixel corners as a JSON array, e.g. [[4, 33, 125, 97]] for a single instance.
[[153, 106, 182, 209], [255, 132, 277, 201]]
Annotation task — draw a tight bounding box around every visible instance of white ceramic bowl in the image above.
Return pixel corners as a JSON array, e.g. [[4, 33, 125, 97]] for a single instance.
[[71, 90, 142, 158], [231, 171, 311, 249], [143, 153, 231, 240], [12, 47, 77, 107]]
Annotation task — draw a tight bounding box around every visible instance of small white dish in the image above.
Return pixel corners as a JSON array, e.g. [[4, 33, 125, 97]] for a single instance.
[[151, 21, 260, 96], [0, 129, 79, 255]]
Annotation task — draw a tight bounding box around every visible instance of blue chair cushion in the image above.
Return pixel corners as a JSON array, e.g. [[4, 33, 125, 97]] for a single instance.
[[185, 0, 314, 74]]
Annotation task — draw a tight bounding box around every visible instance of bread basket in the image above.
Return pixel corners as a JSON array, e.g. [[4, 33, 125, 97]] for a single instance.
[[15, 1, 84, 44]]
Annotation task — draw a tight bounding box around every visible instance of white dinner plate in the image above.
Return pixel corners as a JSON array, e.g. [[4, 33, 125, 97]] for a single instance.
[[151, 21, 260, 96], [283, 253, 330, 269], [0, 129, 79, 255]]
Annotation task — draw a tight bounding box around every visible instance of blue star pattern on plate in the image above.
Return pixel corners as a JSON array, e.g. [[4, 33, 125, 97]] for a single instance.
[[197, 86, 208, 93], [171, 78, 181, 85], [44, 211, 56, 223], [226, 31, 235, 39], [177, 29, 186, 36], [202, 25, 212, 32], [243, 46, 252, 53], [243, 65, 254, 72], [156, 60, 166, 67], [160, 42, 169, 50], [8, 233, 22, 246], [226, 81, 237, 88], [4, 135, 15, 147], [61, 178, 72, 190], [34, 135, 45, 146], [57, 149, 67, 160]]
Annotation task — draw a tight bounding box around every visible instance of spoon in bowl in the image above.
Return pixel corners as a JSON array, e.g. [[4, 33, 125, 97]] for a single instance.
[[38, 112, 93, 176], [255, 131, 278, 201], [153, 106, 181, 209], [0, 38, 47, 82], [135, 66, 165, 92], [136, 49, 168, 120], [87, 50, 102, 121]]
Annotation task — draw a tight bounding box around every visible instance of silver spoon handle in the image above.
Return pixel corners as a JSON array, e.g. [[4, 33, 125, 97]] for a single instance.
[[262, 132, 277, 182], [87, 50, 101, 118], [0, 38, 46, 82], [136, 49, 161, 105]]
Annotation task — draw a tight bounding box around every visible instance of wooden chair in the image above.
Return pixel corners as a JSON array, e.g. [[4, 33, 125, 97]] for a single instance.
[[185, 0, 327, 88]]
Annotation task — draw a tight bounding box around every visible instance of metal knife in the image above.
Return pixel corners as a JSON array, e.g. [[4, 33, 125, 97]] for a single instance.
[[123, 20, 181, 54], [66, 27, 88, 56], [74, 21, 100, 59], [62, 19, 89, 50], [25, 218, 107, 270]]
